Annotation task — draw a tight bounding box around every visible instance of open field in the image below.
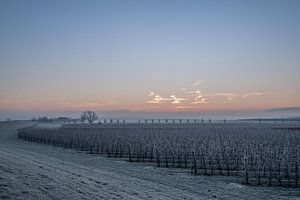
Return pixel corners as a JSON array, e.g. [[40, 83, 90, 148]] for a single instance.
[[0, 121, 299, 199]]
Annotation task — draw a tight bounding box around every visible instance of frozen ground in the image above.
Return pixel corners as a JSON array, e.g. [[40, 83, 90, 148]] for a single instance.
[[0, 121, 299, 200]]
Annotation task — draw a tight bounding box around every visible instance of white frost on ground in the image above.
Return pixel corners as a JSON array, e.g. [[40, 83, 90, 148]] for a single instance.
[[0, 121, 299, 200]]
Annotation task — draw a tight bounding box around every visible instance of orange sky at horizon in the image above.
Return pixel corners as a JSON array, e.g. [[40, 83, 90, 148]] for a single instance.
[[1, 1, 299, 115], [1, 84, 299, 113]]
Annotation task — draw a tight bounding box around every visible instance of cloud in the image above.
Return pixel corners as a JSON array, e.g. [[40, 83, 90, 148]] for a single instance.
[[192, 98, 208, 104], [170, 95, 187, 104], [179, 89, 208, 104], [219, 97, 234, 103], [243, 92, 263, 99], [175, 106, 191, 109], [148, 91, 155, 97], [147, 94, 187, 105], [186, 89, 201, 94], [147, 94, 172, 104], [146, 88, 272, 107], [194, 90, 202, 98], [204, 92, 238, 97], [192, 90, 208, 104], [192, 80, 203, 86]]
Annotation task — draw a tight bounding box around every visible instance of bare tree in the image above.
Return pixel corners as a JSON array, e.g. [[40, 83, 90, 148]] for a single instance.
[[80, 111, 98, 124]]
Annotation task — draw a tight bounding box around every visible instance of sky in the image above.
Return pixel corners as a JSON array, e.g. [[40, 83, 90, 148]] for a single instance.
[[0, 0, 300, 119]]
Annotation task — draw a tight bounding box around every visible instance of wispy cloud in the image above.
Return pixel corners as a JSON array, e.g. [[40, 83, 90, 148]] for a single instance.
[[180, 88, 188, 91], [192, 90, 208, 104], [147, 94, 172, 104], [148, 91, 155, 97], [146, 85, 298, 109], [186, 89, 201, 94], [170, 95, 187, 104], [175, 106, 192, 109], [192, 80, 203, 86], [147, 93, 187, 105], [243, 92, 263, 99], [204, 92, 239, 98], [192, 98, 208, 104]]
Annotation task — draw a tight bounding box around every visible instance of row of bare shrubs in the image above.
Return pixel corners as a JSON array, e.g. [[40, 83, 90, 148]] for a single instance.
[[18, 123, 300, 187]]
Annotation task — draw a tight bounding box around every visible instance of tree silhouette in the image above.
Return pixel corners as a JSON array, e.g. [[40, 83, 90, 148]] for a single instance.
[[80, 111, 98, 124]]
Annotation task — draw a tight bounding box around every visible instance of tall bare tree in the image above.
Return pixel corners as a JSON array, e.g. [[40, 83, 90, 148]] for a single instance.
[[81, 111, 98, 124]]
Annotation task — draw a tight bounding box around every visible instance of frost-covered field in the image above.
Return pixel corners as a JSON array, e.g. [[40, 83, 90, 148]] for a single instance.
[[1, 121, 300, 199], [19, 122, 300, 187]]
